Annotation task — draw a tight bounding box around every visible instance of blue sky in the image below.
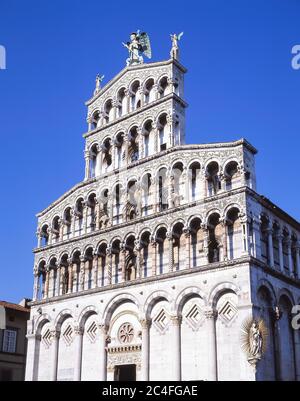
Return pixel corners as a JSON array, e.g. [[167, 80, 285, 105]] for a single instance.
[[0, 0, 299, 303]]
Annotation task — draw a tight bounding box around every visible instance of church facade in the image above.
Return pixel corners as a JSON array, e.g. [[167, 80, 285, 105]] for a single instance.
[[25, 38, 300, 381]]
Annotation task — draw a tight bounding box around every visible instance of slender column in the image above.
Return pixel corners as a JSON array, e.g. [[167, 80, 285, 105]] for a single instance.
[[100, 111, 105, 127], [67, 259, 72, 294], [108, 193, 113, 226], [134, 240, 142, 279], [152, 122, 159, 153], [180, 168, 187, 204], [167, 231, 174, 272], [170, 316, 182, 381], [44, 265, 50, 299], [199, 168, 206, 199], [204, 310, 218, 381], [150, 238, 157, 276], [266, 227, 274, 268], [120, 244, 126, 282], [124, 135, 129, 166], [79, 256, 85, 291], [59, 220, 64, 241], [87, 117, 92, 132], [240, 214, 250, 255], [112, 99, 118, 120], [98, 324, 107, 381], [50, 330, 60, 381], [73, 327, 84, 381], [138, 128, 144, 159], [272, 306, 282, 380], [140, 319, 151, 381], [72, 262, 77, 293], [153, 83, 159, 100], [201, 223, 209, 265], [95, 199, 101, 230], [84, 149, 90, 181], [219, 174, 227, 192], [83, 203, 89, 234], [111, 140, 116, 169], [36, 231, 42, 248], [93, 253, 98, 288], [106, 246, 112, 285], [98, 149, 103, 176], [221, 219, 228, 261], [166, 114, 175, 148], [124, 90, 130, 114], [240, 166, 248, 187], [47, 227, 53, 245], [97, 255, 104, 287], [49, 268, 54, 297], [295, 242, 300, 279], [138, 87, 145, 107], [150, 176, 157, 213], [59, 264, 65, 295], [183, 227, 191, 269], [252, 219, 263, 261], [184, 168, 190, 204], [71, 208, 76, 237], [84, 258, 92, 290], [167, 171, 174, 208], [33, 266, 39, 301], [95, 147, 102, 177], [286, 237, 294, 276], [276, 232, 284, 273], [25, 333, 41, 381]]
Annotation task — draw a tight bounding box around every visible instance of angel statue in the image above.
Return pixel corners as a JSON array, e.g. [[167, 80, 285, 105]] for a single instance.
[[122, 31, 152, 66], [170, 32, 184, 60], [94, 74, 104, 96]]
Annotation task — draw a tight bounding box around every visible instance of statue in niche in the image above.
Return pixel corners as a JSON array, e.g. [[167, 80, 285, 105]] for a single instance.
[[241, 317, 268, 367], [249, 321, 263, 357]]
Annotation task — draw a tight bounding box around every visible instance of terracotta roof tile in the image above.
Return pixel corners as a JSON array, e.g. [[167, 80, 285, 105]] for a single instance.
[[0, 301, 30, 313]]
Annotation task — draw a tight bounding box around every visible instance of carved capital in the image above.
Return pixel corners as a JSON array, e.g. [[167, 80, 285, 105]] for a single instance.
[[204, 309, 217, 320], [272, 306, 282, 321], [139, 318, 151, 329], [170, 316, 182, 326], [73, 326, 84, 336], [50, 330, 60, 340], [183, 226, 190, 237], [166, 231, 173, 241], [98, 323, 107, 334]]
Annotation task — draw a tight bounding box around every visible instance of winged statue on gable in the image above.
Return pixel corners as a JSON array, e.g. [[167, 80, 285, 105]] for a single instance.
[[122, 31, 152, 66]]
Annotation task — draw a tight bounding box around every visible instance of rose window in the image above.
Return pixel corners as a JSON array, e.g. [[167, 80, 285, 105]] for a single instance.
[[118, 323, 134, 344]]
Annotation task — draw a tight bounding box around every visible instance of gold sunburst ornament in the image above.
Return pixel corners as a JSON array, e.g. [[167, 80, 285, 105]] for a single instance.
[[240, 317, 268, 367]]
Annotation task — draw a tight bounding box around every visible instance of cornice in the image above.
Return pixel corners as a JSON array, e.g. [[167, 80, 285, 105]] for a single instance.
[[250, 256, 300, 288], [246, 188, 300, 230], [85, 58, 187, 106]]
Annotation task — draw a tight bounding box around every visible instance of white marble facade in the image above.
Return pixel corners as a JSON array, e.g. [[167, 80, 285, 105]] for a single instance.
[[25, 55, 300, 381]]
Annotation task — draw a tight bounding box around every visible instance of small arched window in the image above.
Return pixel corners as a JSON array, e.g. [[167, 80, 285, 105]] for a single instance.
[[158, 114, 168, 152], [144, 78, 155, 104], [206, 162, 220, 196], [117, 88, 126, 117], [91, 110, 101, 130]]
